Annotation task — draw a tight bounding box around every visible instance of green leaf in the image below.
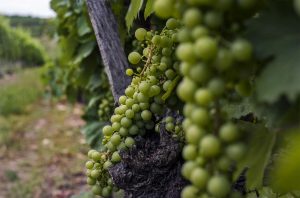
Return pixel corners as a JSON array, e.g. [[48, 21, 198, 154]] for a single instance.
[[81, 121, 106, 149], [234, 122, 276, 189], [246, 1, 300, 103], [74, 41, 95, 64], [144, 0, 154, 19], [125, 0, 144, 30], [271, 128, 300, 193], [77, 16, 92, 37]]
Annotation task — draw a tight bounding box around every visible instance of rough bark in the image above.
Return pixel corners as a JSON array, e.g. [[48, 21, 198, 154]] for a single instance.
[[86, 0, 130, 102], [86, 1, 187, 197]]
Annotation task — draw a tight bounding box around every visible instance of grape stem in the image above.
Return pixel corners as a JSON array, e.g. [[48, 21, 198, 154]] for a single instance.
[[140, 45, 155, 76]]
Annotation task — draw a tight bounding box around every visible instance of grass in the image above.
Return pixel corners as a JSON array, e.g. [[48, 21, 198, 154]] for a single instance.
[[0, 68, 44, 116]]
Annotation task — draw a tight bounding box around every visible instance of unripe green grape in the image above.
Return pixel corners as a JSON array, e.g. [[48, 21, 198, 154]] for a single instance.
[[183, 103, 196, 117], [128, 52, 141, 64], [91, 169, 101, 179], [85, 161, 94, 169], [194, 37, 218, 61], [125, 98, 135, 108], [94, 163, 101, 169], [137, 92, 149, 103], [191, 26, 208, 40], [126, 68, 134, 76], [186, 125, 205, 145], [149, 85, 161, 96], [217, 156, 232, 171], [103, 125, 113, 136], [194, 88, 213, 106], [181, 161, 197, 179], [160, 36, 171, 48], [119, 127, 129, 137], [141, 110, 152, 121], [135, 28, 147, 41], [87, 177, 96, 185], [125, 109, 135, 119], [110, 134, 121, 146], [181, 185, 198, 198], [125, 137, 135, 147], [219, 122, 239, 142], [226, 143, 246, 161], [166, 18, 179, 30], [150, 103, 163, 114], [208, 78, 225, 97], [200, 135, 221, 158], [158, 62, 168, 71], [92, 151, 102, 162], [102, 187, 111, 197], [182, 118, 192, 130], [176, 43, 195, 62], [207, 175, 231, 197], [177, 77, 197, 102], [129, 125, 139, 135], [190, 167, 209, 189], [153, 0, 174, 19], [92, 185, 102, 195], [111, 151, 121, 163], [177, 28, 192, 42], [125, 87, 135, 97], [139, 102, 150, 110], [189, 63, 211, 84], [121, 117, 132, 128], [165, 116, 174, 123], [190, 108, 210, 126], [166, 122, 175, 131], [106, 141, 116, 152], [132, 104, 140, 112], [165, 69, 176, 80], [119, 95, 127, 104], [163, 80, 172, 91], [231, 39, 253, 61], [103, 160, 112, 169], [162, 48, 172, 56], [214, 48, 234, 71], [180, 62, 192, 76], [161, 56, 172, 67], [152, 35, 161, 45], [183, 8, 202, 28], [145, 121, 155, 130], [139, 81, 150, 94], [88, 150, 97, 159], [204, 11, 223, 29], [183, 144, 198, 160]]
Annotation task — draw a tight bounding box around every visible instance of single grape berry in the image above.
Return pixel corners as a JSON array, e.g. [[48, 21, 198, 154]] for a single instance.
[[219, 122, 239, 142], [153, 0, 174, 19], [126, 68, 134, 76], [190, 167, 209, 189], [231, 39, 253, 61], [166, 18, 179, 30], [200, 135, 221, 158], [183, 144, 198, 160], [194, 37, 218, 61], [183, 8, 202, 28], [128, 52, 141, 64], [135, 28, 147, 41], [207, 175, 231, 197]]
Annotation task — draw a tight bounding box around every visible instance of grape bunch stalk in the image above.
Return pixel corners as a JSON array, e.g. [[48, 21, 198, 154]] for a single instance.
[[153, 0, 262, 197]]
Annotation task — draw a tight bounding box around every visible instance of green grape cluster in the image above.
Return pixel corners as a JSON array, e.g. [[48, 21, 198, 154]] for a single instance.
[[85, 150, 118, 197], [86, 20, 183, 196], [157, 115, 184, 141], [98, 93, 114, 122], [153, 0, 261, 197]]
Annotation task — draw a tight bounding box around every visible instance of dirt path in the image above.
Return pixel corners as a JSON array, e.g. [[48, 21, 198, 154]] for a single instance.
[[0, 101, 93, 198]]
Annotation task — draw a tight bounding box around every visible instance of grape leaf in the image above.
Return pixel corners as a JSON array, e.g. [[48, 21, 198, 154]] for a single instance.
[[234, 122, 276, 189], [271, 128, 300, 193], [246, 1, 300, 103], [81, 121, 106, 149], [74, 41, 95, 64], [125, 0, 144, 31], [77, 16, 92, 37], [144, 0, 154, 19]]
